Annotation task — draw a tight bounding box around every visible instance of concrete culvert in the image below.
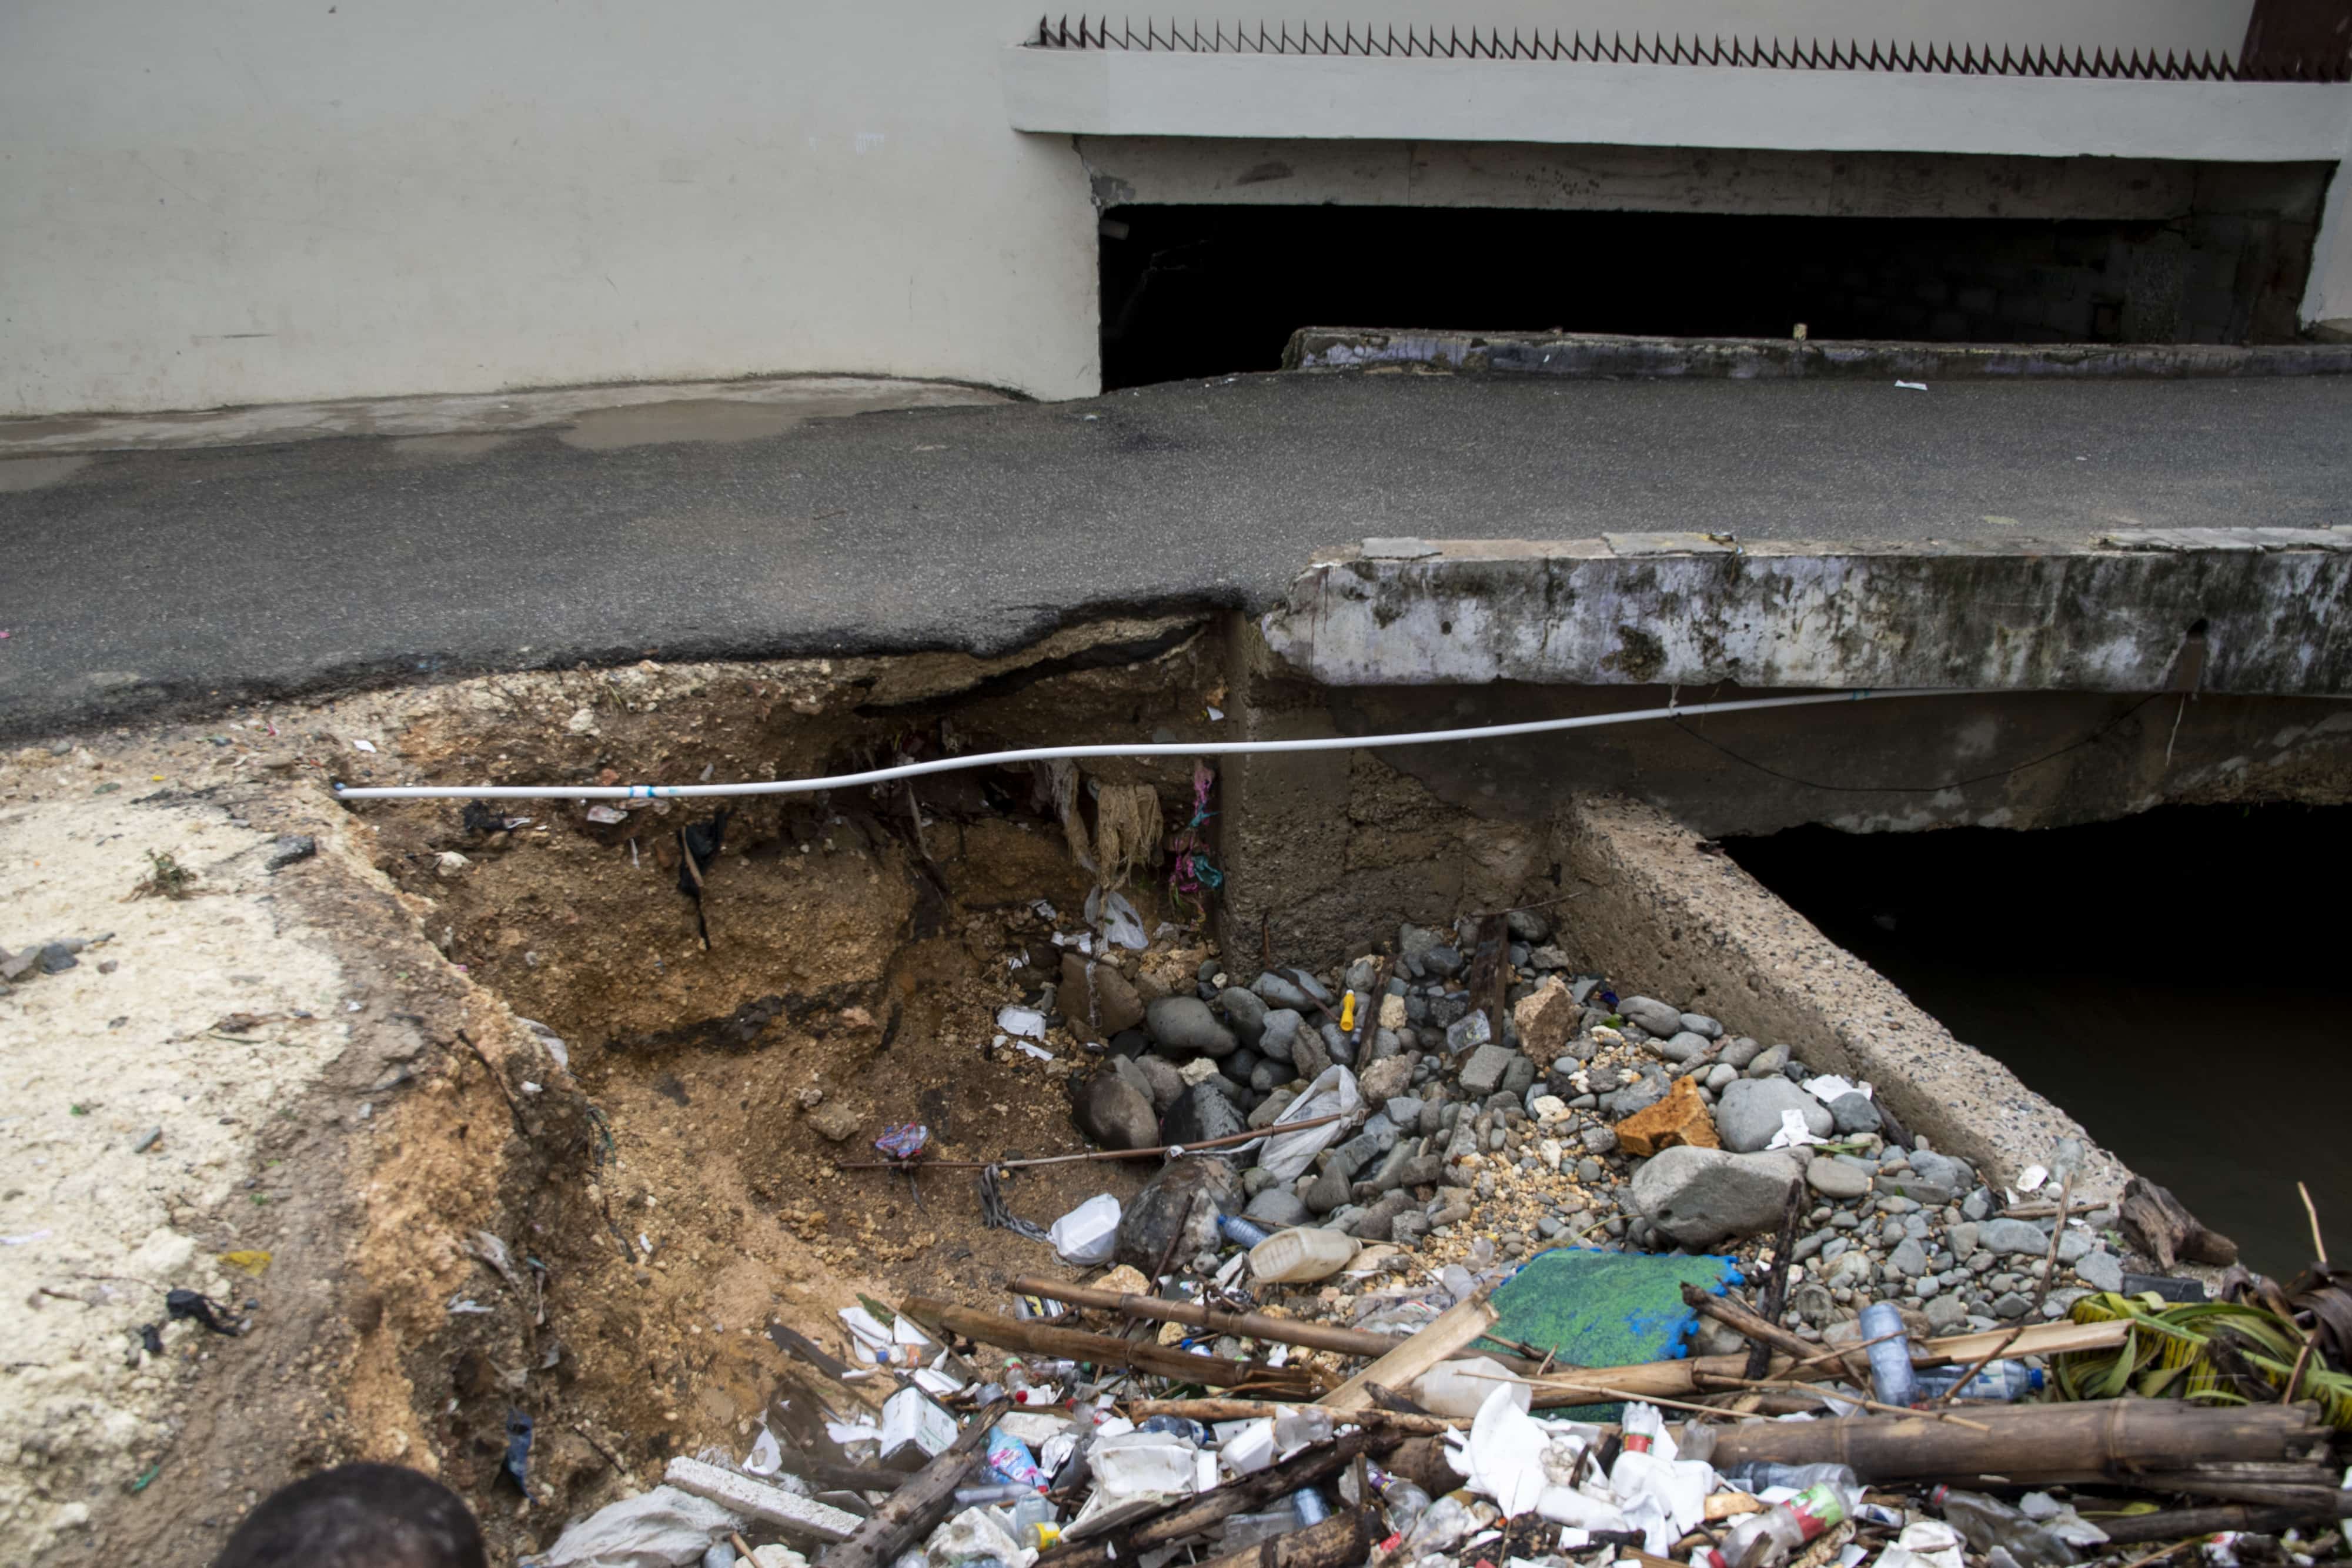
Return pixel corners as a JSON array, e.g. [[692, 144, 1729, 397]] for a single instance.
[[0, 599, 2314, 1564]]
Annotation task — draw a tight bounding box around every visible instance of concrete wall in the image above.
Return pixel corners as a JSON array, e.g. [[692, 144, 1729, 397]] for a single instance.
[[2, 0, 2330, 415]]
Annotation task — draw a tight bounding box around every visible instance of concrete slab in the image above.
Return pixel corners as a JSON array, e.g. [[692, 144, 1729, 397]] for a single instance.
[[2, 370, 2348, 737]]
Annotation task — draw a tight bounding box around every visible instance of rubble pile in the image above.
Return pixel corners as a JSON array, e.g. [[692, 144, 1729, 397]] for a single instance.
[[526, 908, 2351, 1568]]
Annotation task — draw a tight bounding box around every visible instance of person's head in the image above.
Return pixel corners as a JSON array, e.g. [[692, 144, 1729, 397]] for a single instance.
[[213, 1462, 487, 1568]]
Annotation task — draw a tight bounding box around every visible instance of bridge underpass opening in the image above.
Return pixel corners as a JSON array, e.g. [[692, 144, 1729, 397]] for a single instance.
[[1724, 802, 2352, 1276], [1097, 201, 2323, 389]]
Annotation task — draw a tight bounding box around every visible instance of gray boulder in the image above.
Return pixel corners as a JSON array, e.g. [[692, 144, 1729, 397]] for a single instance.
[[1827, 1092, 1882, 1135], [1115, 1158, 1242, 1268], [1980, 1217, 2050, 1256], [1147, 995, 1237, 1058], [1653, 1031, 1714, 1064], [1619, 996, 1685, 1037], [1743, 1043, 1791, 1079], [1678, 1013, 1723, 1039], [1161, 1083, 1246, 1147], [1220, 987, 1269, 1049], [1257, 1008, 1304, 1065], [1715, 1077, 1833, 1152], [1074, 1070, 1157, 1151], [1131, 1052, 1185, 1112], [1631, 1146, 1802, 1248]]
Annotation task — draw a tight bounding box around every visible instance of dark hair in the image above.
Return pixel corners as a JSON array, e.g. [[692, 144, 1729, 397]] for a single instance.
[[213, 1463, 487, 1568]]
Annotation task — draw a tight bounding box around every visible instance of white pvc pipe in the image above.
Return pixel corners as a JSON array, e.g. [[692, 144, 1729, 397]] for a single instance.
[[332, 688, 1966, 801]]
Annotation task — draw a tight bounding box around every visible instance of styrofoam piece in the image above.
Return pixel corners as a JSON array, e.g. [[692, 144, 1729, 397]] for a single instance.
[[662, 1458, 862, 1542]]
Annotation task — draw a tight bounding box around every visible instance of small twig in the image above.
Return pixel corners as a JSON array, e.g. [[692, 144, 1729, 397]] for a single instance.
[[1746, 1181, 1808, 1382], [1695, 1374, 1992, 1431], [2300, 1181, 2328, 1267], [732, 1532, 760, 1563], [2032, 1168, 2077, 1314], [457, 1029, 530, 1137], [1151, 1193, 1202, 1286], [569, 1421, 631, 1475], [2116, 1542, 2200, 1568], [836, 1112, 1345, 1171], [1930, 1328, 2023, 1409]]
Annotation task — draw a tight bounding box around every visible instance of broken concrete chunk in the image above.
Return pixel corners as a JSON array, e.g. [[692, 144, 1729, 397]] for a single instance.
[[1613, 1075, 1720, 1158]]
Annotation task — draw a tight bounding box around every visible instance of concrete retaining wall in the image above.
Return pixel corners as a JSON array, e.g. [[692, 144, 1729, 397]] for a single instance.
[[1262, 532, 2352, 695]]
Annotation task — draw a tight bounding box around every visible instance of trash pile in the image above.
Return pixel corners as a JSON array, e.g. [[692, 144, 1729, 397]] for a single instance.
[[526, 910, 2351, 1568]]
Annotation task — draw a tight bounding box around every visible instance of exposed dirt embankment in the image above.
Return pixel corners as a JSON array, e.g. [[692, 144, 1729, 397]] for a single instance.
[[1, 617, 1230, 1565]]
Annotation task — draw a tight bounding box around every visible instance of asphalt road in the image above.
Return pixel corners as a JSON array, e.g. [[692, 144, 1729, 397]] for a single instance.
[[4, 371, 2348, 736]]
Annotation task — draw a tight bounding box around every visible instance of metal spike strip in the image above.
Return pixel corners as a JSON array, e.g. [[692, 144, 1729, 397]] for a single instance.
[[1025, 15, 2349, 81]]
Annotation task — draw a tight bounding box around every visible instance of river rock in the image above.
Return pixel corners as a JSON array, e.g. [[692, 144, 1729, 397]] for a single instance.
[[1715, 1077, 1832, 1152], [1806, 1156, 1870, 1200], [1600, 1067, 1671, 1120], [1630, 1147, 1801, 1248], [1147, 995, 1237, 1058], [2076, 1248, 2124, 1292], [1718, 1037, 1763, 1069], [1743, 1043, 1791, 1079], [1244, 1188, 1310, 1229], [1678, 1013, 1723, 1039], [1116, 1157, 1243, 1268], [1652, 1031, 1713, 1064], [1619, 996, 1685, 1037], [1980, 1218, 2050, 1256], [1827, 1092, 1882, 1135], [1073, 1071, 1157, 1151], [1251, 971, 1316, 1013]]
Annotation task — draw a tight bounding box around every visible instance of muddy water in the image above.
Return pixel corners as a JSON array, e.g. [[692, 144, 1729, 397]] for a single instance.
[[1728, 805, 2351, 1278]]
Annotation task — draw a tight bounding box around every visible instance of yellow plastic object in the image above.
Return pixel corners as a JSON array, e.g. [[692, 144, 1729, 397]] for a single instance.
[[1339, 991, 1355, 1032], [219, 1250, 272, 1277]]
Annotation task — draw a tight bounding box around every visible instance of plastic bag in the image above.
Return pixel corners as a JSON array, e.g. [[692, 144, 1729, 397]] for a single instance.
[[1085, 888, 1149, 952], [1254, 1066, 1359, 1182]]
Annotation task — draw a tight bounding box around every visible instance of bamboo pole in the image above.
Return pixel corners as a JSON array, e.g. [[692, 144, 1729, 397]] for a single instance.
[[1707, 1399, 2326, 1486], [898, 1297, 1317, 1395], [1037, 1433, 1392, 1568], [1322, 1285, 1497, 1410], [1010, 1276, 1539, 1370]]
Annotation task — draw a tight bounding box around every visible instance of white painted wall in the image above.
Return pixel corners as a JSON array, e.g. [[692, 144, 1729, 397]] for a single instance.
[[0, 1, 1103, 413], [0, 0, 2320, 414]]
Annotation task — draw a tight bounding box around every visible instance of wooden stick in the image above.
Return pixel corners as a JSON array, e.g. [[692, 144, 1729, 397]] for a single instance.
[[1124, 1398, 1465, 1435], [1690, 1373, 1990, 1432], [1010, 1276, 1536, 1369], [816, 1407, 997, 1568], [2032, 1168, 2077, 1313], [1707, 1398, 2326, 1486], [2300, 1181, 2328, 1267], [898, 1298, 1316, 1394], [1747, 1180, 1808, 1382], [1929, 1326, 2022, 1409], [1187, 1508, 1370, 1568], [2100, 1501, 2352, 1544], [1036, 1433, 1393, 1568], [1323, 1283, 1497, 1410], [1681, 1284, 1871, 1388], [836, 1114, 1344, 1171], [733, 1533, 760, 1563]]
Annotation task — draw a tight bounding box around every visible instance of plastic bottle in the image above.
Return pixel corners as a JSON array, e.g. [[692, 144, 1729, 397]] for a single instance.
[[1700, 1481, 1855, 1568], [1932, 1488, 2081, 1567], [1401, 1495, 1476, 1556], [1379, 1479, 1433, 1540], [1218, 1213, 1273, 1248], [953, 1483, 1035, 1506], [1413, 1356, 1529, 1418], [1247, 1227, 1358, 1284], [1858, 1301, 1917, 1409], [1291, 1489, 1330, 1526], [1720, 1463, 1862, 1495], [1911, 1361, 2044, 1402], [1220, 1509, 1298, 1552]]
